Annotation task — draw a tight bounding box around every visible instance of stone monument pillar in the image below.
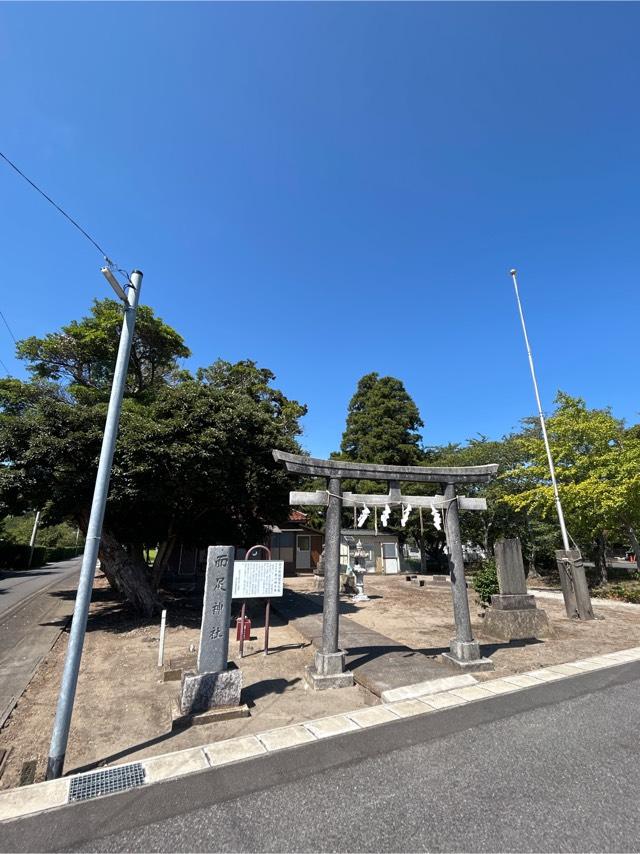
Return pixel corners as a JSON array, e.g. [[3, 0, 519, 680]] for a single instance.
[[179, 545, 243, 714], [441, 483, 493, 671], [305, 477, 354, 689], [484, 538, 551, 640]]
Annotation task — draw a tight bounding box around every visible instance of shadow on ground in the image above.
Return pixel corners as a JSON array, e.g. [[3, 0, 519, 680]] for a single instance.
[[47, 579, 299, 637], [344, 638, 541, 670], [0, 568, 59, 595], [243, 676, 302, 705]]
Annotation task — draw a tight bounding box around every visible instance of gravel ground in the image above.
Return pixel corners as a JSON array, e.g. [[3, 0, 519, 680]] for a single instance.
[[2, 570, 638, 790]]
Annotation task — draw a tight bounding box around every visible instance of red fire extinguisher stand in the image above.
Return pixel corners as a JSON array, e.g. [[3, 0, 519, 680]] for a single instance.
[[236, 615, 251, 641], [238, 544, 272, 658]]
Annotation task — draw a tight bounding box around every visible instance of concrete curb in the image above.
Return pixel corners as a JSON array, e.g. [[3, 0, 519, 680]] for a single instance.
[[2, 645, 640, 823]]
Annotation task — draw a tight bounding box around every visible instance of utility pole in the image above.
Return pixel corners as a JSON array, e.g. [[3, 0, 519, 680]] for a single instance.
[[28, 510, 41, 568], [509, 269, 570, 552], [45, 269, 143, 780]]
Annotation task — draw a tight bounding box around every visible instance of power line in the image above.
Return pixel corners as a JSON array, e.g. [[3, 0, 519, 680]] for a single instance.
[[0, 150, 123, 270], [0, 356, 11, 376], [0, 309, 17, 344]]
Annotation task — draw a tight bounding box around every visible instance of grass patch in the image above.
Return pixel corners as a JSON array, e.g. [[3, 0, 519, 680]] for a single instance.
[[592, 577, 640, 604]]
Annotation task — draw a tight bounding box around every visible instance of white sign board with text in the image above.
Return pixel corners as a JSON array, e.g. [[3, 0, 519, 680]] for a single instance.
[[232, 560, 284, 599]]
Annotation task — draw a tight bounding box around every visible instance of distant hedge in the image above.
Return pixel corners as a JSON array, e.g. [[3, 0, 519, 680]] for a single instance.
[[44, 546, 79, 563], [0, 543, 47, 569], [0, 543, 79, 569]]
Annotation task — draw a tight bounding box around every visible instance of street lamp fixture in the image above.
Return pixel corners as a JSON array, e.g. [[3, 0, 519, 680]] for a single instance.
[[101, 266, 128, 302]]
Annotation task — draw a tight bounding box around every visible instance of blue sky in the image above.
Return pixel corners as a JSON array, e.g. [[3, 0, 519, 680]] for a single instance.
[[1, 2, 638, 458]]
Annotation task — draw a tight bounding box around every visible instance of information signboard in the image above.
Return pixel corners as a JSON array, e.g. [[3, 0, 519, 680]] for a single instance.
[[232, 560, 284, 599]]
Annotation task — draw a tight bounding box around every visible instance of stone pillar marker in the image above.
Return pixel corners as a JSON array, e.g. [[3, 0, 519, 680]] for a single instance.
[[197, 545, 234, 674], [441, 482, 493, 671], [179, 546, 243, 715], [484, 537, 551, 640]]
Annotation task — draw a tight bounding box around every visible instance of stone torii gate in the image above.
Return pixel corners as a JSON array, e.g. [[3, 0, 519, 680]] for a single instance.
[[273, 450, 499, 689]]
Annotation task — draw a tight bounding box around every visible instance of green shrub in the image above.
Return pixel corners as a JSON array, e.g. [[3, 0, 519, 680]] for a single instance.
[[593, 583, 640, 604], [472, 558, 499, 606], [0, 543, 47, 569], [45, 546, 79, 563], [0, 543, 79, 569]]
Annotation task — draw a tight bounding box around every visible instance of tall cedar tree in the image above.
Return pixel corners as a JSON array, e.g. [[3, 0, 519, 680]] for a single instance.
[[339, 373, 423, 466], [333, 373, 425, 558]]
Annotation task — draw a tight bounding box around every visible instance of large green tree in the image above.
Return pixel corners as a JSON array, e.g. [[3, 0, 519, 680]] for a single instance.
[[339, 373, 424, 466], [0, 300, 306, 614], [17, 299, 189, 395], [504, 392, 640, 583], [331, 372, 425, 559]]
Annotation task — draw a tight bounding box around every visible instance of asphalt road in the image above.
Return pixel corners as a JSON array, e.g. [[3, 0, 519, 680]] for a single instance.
[[4, 659, 640, 853], [0, 559, 81, 620], [0, 558, 81, 727]]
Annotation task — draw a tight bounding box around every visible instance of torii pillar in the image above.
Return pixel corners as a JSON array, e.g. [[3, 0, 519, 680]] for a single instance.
[[311, 476, 354, 689], [441, 482, 492, 669]]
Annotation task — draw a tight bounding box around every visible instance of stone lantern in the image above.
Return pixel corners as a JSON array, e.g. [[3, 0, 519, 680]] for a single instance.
[[352, 540, 369, 601]]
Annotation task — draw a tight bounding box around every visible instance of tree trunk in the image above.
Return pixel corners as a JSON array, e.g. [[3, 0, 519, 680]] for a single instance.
[[524, 514, 540, 578], [626, 524, 640, 567], [417, 534, 428, 573], [98, 528, 160, 617], [594, 532, 608, 586], [151, 536, 177, 591], [483, 521, 492, 558], [526, 546, 540, 579]]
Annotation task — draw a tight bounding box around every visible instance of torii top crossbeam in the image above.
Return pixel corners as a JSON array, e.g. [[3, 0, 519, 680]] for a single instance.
[[272, 450, 498, 485]]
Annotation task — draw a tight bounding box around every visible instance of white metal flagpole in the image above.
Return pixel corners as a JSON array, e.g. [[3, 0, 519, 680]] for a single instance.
[[509, 268, 571, 552]]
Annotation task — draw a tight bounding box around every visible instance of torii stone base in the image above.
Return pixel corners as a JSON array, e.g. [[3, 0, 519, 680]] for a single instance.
[[441, 639, 494, 672], [304, 650, 354, 690]]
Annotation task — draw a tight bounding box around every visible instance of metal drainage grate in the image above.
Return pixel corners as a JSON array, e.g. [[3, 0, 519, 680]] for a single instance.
[[68, 762, 146, 802]]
